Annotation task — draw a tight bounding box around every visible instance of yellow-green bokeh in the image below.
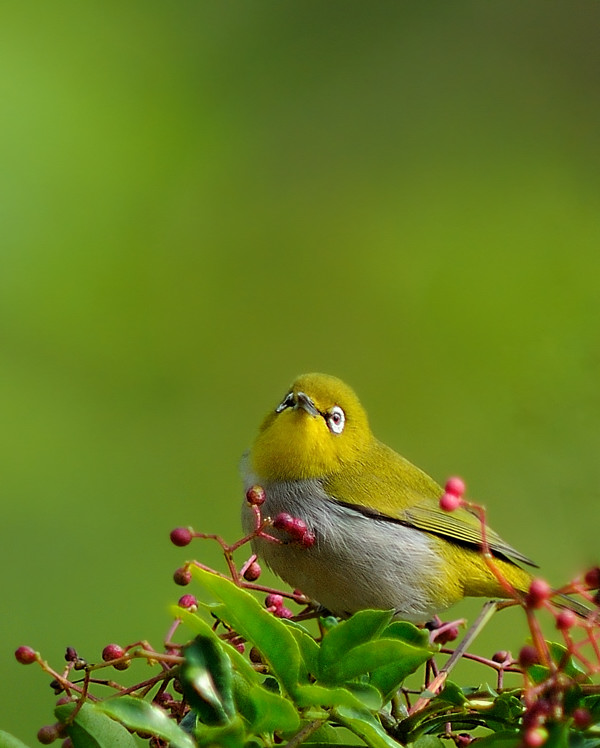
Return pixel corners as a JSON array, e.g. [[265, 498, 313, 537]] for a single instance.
[[2, 2, 599, 741]]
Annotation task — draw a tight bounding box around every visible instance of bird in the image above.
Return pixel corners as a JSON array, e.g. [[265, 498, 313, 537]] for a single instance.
[[241, 373, 535, 623]]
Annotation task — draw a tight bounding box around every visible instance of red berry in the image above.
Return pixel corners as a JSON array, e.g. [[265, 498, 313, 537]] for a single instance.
[[170, 527, 193, 547], [173, 566, 192, 586], [523, 727, 548, 747], [178, 594, 198, 610], [572, 707, 592, 729], [440, 492, 462, 512], [435, 625, 459, 645], [556, 609, 577, 630], [37, 724, 59, 744], [273, 513, 294, 531], [62, 739, 74, 748], [275, 606, 294, 619], [246, 485, 266, 506], [445, 476, 466, 498], [15, 646, 37, 665], [518, 645, 539, 669], [287, 517, 308, 540], [102, 643, 125, 662], [455, 735, 473, 747], [301, 530, 316, 547], [243, 561, 262, 581], [265, 593, 283, 610], [526, 578, 552, 609], [492, 650, 511, 664], [584, 567, 600, 589]]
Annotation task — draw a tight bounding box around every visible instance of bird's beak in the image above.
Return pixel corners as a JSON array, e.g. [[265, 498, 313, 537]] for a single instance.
[[295, 391, 319, 417]]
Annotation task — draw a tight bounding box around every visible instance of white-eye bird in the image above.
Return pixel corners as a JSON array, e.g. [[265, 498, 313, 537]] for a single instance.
[[241, 373, 534, 622]]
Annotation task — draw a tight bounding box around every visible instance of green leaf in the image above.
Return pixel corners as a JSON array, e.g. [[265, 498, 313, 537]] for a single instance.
[[192, 715, 246, 748], [295, 682, 374, 710], [473, 731, 520, 747], [437, 680, 467, 706], [179, 634, 235, 725], [322, 638, 431, 687], [369, 642, 433, 702], [383, 620, 431, 649], [190, 567, 307, 695], [318, 610, 393, 676], [344, 682, 383, 711], [333, 704, 401, 748], [282, 618, 321, 675], [95, 696, 196, 748], [173, 605, 260, 684], [0, 732, 34, 748], [407, 737, 445, 748], [231, 670, 300, 733], [55, 702, 137, 748], [482, 690, 523, 726]]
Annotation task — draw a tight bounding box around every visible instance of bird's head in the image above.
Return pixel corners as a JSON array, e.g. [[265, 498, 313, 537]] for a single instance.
[[251, 373, 373, 481]]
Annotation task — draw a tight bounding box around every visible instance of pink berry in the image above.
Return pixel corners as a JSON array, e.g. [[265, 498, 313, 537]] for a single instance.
[[444, 476, 466, 498], [178, 594, 198, 610], [556, 609, 577, 630], [15, 646, 37, 665], [170, 527, 193, 547], [243, 561, 262, 581], [301, 530, 316, 547], [523, 727, 548, 747], [440, 492, 462, 512], [435, 625, 459, 645], [273, 513, 294, 531], [584, 567, 600, 589], [246, 485, 266, 506], [526, 578, 552, 609], [265, 593, 283, 610], [173, 566, 192, 586], [287, 517, 308, 540], [518, 645, 539, 669], [572, 707, 591, 729], [102, 643, 125, 662], [276, 606, 294, 619]]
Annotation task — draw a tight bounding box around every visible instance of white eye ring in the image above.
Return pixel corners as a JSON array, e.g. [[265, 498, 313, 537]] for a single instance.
[[326, 405, 345, 434]]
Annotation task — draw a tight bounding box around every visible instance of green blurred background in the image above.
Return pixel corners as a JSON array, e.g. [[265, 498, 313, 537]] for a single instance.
[[2, 1, 600, 741]]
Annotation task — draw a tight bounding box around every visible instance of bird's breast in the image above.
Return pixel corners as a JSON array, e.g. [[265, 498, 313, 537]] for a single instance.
[[240, 456, 458, 621]]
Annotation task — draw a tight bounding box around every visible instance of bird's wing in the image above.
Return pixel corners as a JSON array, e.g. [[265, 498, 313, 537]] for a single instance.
[[401, 503, 537, 567], [324, 441, 537, 568]]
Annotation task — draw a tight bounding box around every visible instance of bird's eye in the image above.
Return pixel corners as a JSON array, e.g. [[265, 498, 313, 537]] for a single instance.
[[326, 405, 345, 434], [276, 391, 295, 413]]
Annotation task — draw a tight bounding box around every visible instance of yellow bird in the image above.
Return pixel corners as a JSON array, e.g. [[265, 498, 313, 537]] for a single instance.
[[241, 373, 534, 622]]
